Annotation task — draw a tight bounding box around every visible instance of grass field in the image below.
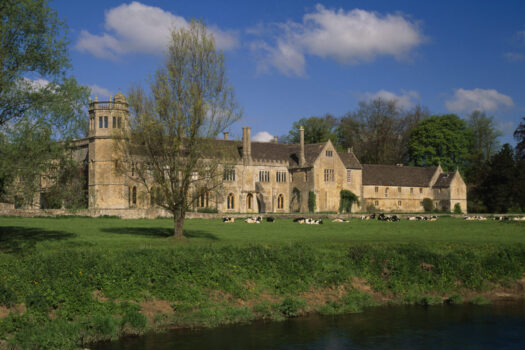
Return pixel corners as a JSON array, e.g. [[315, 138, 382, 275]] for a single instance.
[[0, 216, 524, 349]]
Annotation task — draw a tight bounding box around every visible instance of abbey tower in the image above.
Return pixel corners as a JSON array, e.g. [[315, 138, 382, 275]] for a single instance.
[[87, 93, 130, 209]]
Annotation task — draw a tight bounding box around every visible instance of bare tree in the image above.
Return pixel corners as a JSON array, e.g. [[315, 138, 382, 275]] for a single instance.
[[114, 21, 241, 239]]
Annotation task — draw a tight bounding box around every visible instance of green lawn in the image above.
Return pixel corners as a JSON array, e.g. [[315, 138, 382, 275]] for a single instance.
[[1, 216, 524, 253], [0, 216, 524, 349]]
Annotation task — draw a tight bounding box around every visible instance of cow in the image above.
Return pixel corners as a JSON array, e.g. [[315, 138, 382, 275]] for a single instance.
[[266, 217, 275, 222], [332, 218, 349, 223], [222, 217, 235, 223], [245, 216, 262, 224], [293, 217, 306, 223]]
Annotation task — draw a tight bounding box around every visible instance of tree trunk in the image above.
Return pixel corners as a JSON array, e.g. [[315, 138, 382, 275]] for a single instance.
[[172, 209, 186, 240]]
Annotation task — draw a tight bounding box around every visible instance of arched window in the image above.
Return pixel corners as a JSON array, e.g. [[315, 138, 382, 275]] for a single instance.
[[277, 194, 284, 209], [227, 193, 235, 209], [196, 189, 209, 208], [247, 193, 253, 209], [132, 186, 137, 205]]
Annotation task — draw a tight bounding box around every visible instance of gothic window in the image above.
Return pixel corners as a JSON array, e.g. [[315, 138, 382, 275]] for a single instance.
[[276, 171, 286, 182], [104, 116, 108, 128], [112, 116, 116, 128], [247, 193, 253, 209], [259, 170, 269, 182], [223, 169, 235, 181], [227, 193, 235, 209], [277, 194, 284, 209], [118, 117, 122, 128], [99, 116, 103, 128], [323, 169, 334, 182], [132, 186, 137, 205], [196, 189, 209, 208]]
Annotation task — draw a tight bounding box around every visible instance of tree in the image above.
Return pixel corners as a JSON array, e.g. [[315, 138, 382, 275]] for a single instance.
[[478, 144, 517, 213], [288, 115, 338, 144], [115, 21, 241, 239], [407, 114, 470, 171], [514, 117, 525, 159], [338, 98, 421, 164], [467, 111, 501, 164], [0, 0, 89, 202], [339, 190, 359, 213]]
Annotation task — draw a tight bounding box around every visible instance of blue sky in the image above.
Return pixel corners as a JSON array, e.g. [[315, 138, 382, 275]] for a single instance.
[[53, 0, 524, 143]]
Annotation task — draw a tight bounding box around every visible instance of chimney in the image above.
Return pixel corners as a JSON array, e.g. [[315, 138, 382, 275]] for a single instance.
[[299, 126, 306, 167], [223, 132, 229, 140], [242, 126, 252, 164], [273, 136, 278, 143]]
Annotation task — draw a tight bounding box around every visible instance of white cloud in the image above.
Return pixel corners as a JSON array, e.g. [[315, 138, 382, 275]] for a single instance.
[[445, 88, 514, 113], [504, 52, 525, 62], [76, 1, 238, 60], [23, 78, 50, 91], [251, 5, 425, 76], [252, 131, 274, 142], [89, 85, 113, 99], [363, 89, 419, 109]]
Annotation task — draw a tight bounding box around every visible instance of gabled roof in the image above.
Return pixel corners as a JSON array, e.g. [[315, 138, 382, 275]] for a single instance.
[[338, 151, 362, 169], [362, 164, 438, 187], [433, 172, 455, 188]]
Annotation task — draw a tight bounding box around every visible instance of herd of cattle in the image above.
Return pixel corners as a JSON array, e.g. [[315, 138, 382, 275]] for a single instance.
[[222, 214, 525, 224]]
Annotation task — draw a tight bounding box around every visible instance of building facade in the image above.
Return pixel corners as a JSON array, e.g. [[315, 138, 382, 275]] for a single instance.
[[69, 94, 467, 213]]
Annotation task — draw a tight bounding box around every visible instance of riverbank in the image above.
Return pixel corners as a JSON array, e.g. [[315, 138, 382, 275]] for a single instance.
[[0, 217, 524, 349]]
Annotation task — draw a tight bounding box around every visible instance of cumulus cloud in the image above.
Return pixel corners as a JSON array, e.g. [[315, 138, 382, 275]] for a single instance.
[[76, 1, 239, 60], [252, 131, 274, 142], [89, 85, 113, 99], [251, 5, 425, 76], [363, 89, 419, 109], [445, 88, 514, 113]]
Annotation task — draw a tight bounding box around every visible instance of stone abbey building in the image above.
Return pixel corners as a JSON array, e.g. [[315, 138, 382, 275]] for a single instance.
[[70, 94, 467, 214]]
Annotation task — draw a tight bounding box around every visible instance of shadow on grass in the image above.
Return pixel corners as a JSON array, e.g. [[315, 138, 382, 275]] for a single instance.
[[100, 227, 219, 240], [0, 226, 76, 254]]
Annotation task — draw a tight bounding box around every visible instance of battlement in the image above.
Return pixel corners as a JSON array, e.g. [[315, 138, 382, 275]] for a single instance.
[[89, 100, 129, 113]]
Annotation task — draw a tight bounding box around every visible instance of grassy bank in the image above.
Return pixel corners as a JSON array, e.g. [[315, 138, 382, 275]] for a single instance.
[[0, 217, 524, 349]]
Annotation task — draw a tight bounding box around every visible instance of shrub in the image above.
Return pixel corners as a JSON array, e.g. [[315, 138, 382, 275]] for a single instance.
[[339, 190, 359, 213], [423, 198, 434, 212], [197, 207, 218, 213], [308, 191, 316, 213], [453, 203, 463, 214], [366, 203, 376, 213], [279, 297, 306, 318]]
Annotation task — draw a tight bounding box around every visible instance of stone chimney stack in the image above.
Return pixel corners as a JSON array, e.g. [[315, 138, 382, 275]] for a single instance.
[[242, 126, 252, 164], [273, 136, 278, 143], [223, 132, 229, 140], [299, 126, 306, 167]]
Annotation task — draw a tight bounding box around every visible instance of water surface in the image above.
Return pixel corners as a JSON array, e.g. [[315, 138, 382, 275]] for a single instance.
[[94, 302, 525, 349]]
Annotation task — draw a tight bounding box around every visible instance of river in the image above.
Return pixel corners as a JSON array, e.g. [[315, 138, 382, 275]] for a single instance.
[[93, 302, 525, 349]]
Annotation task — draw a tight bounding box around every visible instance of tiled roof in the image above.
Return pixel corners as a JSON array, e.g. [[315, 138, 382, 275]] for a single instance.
[[338, 151, 362, 169], [433, 172, 455, 187], [362, 164, 437, 187]]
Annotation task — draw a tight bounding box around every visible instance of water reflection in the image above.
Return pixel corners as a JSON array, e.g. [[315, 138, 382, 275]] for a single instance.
[[94, 302, 525, 350]]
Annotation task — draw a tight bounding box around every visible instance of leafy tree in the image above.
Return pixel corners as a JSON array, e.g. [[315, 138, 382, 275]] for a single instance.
[[114, 21, 241, 239], [478, 144, 517, 213], [0, 0, 89, 202], [288, 115, 338, 144], [514, 117, 525, 159], [407, 114, 470, 171]]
